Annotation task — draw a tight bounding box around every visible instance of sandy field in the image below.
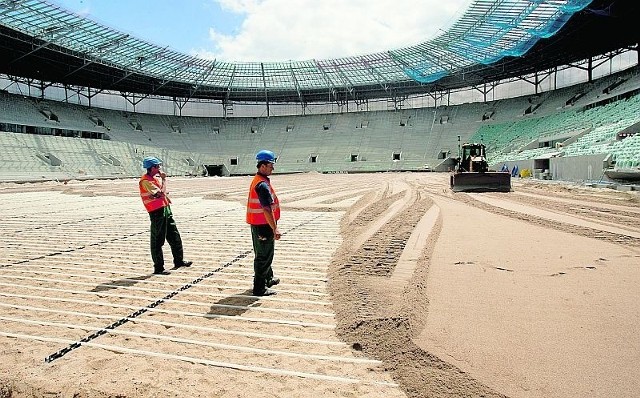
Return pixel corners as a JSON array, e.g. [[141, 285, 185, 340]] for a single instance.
[[0, 172, 639, 397]]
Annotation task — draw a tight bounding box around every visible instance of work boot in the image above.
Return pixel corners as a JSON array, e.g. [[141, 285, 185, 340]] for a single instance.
[[173, 261, 193, 269], [253, 288, 277, 297], [153, 269, 171, 275], [266, 277, 280, 287]]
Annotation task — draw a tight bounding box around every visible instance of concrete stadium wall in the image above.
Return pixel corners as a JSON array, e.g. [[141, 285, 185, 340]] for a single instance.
[[497, 154, 610, 183], [551, 154, 609, 182]]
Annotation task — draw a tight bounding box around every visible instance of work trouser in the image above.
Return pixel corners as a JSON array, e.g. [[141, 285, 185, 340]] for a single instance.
[[149, 206, 184, 271], [250, 224, 275, 294]]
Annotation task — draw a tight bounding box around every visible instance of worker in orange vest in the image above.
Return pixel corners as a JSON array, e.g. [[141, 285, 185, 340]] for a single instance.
[[139, 156, 192, 275], [246, 150, 281, 296]]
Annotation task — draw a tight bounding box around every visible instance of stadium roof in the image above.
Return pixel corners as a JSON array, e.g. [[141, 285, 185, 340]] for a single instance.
[[0, 0, 638, 104]]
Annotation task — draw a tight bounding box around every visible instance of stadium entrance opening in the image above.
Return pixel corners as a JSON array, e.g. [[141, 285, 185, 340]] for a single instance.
[[204, 164, 225, 177]]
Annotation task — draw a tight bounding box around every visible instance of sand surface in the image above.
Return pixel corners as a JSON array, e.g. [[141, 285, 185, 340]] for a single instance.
[[0, 173, 639, 397]]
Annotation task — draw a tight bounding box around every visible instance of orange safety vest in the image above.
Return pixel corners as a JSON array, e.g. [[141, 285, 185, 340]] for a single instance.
[[139, 173, 171, 213], [246, 174, 280, 225]]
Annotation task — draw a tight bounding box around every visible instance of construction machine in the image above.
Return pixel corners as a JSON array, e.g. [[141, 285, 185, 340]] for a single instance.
[[450, 138, 511, 192]]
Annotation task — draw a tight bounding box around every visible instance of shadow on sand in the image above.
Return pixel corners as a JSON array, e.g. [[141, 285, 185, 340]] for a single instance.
[[90, 275, 153, 292], [206, 290, 260, 317]]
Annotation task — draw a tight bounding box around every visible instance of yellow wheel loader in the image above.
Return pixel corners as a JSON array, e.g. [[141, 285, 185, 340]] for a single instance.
[[450, 139, 511, 193]]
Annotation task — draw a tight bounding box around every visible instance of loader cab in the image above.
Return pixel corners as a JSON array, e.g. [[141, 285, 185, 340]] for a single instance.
[[461, 143, 485, 160], [458, 143, 488, 173]]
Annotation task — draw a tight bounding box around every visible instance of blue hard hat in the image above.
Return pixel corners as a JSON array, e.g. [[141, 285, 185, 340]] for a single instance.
[[256, 150, 276, 163], [142, 156, 162, 169]]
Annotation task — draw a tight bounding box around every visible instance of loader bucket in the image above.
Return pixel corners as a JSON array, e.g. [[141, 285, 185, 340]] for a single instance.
[[451, 172, 511, 192]]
